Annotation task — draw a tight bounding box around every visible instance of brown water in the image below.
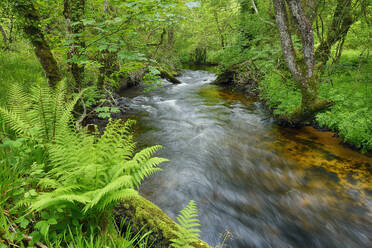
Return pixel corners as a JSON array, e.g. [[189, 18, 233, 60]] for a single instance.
[[119, 70, 372, 248]]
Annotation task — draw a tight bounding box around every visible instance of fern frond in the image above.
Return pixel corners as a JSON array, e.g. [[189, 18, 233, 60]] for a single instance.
[[0, 106, 33, 137], [171, 200, 201, 248], [1, 79, 82, 143], [30, 119, 167, 224], [31, 194, 90, 212], [83, 175, 133, 212], [93, 188, 139, 212]]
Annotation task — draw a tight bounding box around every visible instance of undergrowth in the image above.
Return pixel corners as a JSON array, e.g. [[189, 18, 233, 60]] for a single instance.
[[0, 42, 43, 106], [0, 79, 167, 246], [259, 50, 372, 152]]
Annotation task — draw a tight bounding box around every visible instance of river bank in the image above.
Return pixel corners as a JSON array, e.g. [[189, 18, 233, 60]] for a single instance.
[[212, 52, 372, 153]]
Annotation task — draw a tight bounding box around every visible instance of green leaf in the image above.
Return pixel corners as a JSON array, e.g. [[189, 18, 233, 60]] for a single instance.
[[48, 218, 57, 225]]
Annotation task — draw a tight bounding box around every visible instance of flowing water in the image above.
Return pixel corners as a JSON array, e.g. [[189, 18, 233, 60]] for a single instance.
[[119, 70, 372, 248]]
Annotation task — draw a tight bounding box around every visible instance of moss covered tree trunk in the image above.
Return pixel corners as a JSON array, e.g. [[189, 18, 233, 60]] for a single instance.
[[63, 0, 86, 88], [315, 0, 354, 67], [168, 26, 175, 49], [12, 0, 62, 88], [213, 10, 225, 49], [272, 0, 332, 125], [98, 51, 119, 90], [0, 24, 7, 46], [97, 0, 119, 90]]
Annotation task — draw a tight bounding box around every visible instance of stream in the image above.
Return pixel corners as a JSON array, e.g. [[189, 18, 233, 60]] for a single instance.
[[118, 70, 372, 248]]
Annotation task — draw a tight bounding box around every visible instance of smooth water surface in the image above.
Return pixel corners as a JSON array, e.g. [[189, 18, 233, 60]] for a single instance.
[[119, 70, 372, 248]]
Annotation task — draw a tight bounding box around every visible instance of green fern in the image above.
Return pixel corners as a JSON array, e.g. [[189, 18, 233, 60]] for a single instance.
[[1, 79, 168, 233], [0, 79, 82, 142], [30, 119, 168, 228], [171, 200, 201, 248]]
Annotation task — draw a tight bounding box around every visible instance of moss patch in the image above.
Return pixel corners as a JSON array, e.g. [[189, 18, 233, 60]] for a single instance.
[[115, 197, 210, 248]]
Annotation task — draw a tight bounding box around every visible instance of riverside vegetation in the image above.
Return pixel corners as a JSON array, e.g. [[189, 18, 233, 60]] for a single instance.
[[0, 0, 371, 247]]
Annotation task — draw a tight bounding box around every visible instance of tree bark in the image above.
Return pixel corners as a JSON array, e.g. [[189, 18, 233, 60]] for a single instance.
[[273, 0, 332, 124], [12, 1, 62, 88], [63, 0, 86, 88]]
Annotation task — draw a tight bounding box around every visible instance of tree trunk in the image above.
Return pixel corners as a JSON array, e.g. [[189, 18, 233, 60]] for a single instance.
[[167, 26, 175, 49], [97, 0, 119, 90], [63, 0, 86, 88], [273, 0, 332, 124], [12, 1, 62, 88], [98, 51, 119, 90], [315, 0, 354, 67], [0, 24, 7, 46], [213, 10, 225, 49]]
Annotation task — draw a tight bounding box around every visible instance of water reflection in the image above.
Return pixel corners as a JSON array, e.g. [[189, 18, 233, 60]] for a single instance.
[[119, 70, 372, 247]]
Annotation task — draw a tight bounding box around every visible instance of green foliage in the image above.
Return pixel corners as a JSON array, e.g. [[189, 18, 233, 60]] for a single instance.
[[259, 71, 301, 115], [316, 55, 372, 151], [95, 106, 120, 119], [260, 50, 372, 151], [0, 79, 82, 143], [0, 43, 43, 106], [0, 135, 46, 247], [0, 73, 167, 244], [171, 200, 201, 248], [29, 119, 167, 238]]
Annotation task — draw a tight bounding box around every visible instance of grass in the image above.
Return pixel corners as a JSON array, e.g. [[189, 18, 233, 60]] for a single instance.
[[259, 49, 372, 152]]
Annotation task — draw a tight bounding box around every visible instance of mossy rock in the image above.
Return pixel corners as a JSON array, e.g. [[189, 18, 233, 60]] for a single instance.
[[213, 63, 260, 97], [213, 65, 238, 85], [156, 67, 182, 84], [115, 197, 210, 248]]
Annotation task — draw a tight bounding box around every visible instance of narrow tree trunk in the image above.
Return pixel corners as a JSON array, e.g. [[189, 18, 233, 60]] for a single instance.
[[12, 1, 62, 88], [251, 0, 259, 14], [0, 24, 7, 45], [8, 16, 15, 43], [354, 47, 368, 86], [97, 0, 119, 90], [63, 0, 86, 88], [98, 52, 119, 90], [334, 37, 345, 63], [213, 10, 225, 49], [167, 26, 175, 49]]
